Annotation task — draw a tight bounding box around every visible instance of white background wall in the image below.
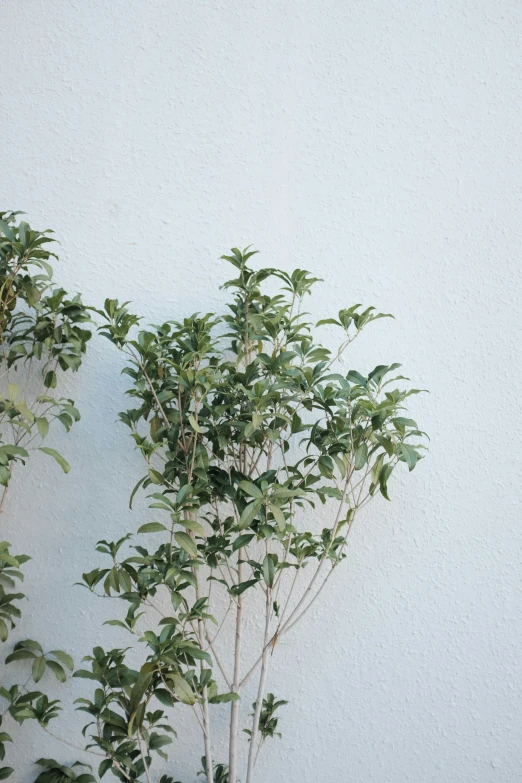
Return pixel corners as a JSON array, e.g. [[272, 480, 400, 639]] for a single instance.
[[2, 1, 522, 781]]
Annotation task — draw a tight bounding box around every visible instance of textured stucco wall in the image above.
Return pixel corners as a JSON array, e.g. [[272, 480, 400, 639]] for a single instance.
[[2, 1, 522, 781]]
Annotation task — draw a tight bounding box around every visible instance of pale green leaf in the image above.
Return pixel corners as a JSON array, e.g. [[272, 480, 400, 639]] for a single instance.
[[174, 532, 198, 558], [137, 522, 167, 534], [188, 414, 204, 434], [238, 499, 262, 530], [238, 480, 262, 499], [39, 447, 70, 474], [170, 674, 196, 704]]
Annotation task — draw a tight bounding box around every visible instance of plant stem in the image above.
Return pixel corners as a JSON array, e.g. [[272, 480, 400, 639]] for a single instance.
[[228, 547, 245, 783], [245, 591, 271, 783], [42, 726, 104, 757], [240, 477, 355, 689], [206, 630, 232, 690], [0, 485, 8, 518], [137, 731, 153, 783], [245, 646, 270, 783], [189, 515, 214, 783], [201, 688, 213, 783], [280, 468, 373, 637], [278, 474, 351, 636], [279, 567, 333, 637]]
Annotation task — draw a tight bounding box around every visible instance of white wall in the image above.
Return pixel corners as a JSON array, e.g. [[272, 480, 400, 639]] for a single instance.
[[2, 1, 522, 781]]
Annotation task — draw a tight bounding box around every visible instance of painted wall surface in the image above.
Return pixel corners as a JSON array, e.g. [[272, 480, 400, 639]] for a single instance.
[[2, 2, 522, 781]]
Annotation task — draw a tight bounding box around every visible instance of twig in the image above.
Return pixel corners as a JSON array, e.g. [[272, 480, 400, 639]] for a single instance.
[[228, 547, 245, 783], [245, 590, 271, 783]]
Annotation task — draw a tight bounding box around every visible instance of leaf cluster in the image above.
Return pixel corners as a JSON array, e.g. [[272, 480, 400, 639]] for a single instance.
[[0, 211, 92, 485], [0, 212, 92, 781]]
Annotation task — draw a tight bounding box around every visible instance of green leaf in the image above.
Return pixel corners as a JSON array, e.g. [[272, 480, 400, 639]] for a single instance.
[[148, 734, 173, 750], [5, 650, 36, 664], [238, 480, 263, 499], [332, 453, 347, 478], [98, 759, 113, 778], [170, 674, 195, 705], [188, 414, 204, 434], [0, 445, 28, 461], [180, 644, 212, 665], [232, 534, 254, 552], [0, 218, 15, 241], [399, 443, 419, 471], [174, 532, 198, 558], [317, 486, 343, 500], [154, 689, 175, 708], [137, 522, 167, 534], [262, 554, 276, 587], [48, 652, 71, 672], [0, 619, 9, 642], [7, 384, 18, 402], [347, 370, 367, 386], [238, 499, 262, 530], [16, 639, 43, 653], [379, 463, 394, 500], [38, 448, 70, 474], [230, 578, 258, 596], [43, 370, 57, 389], [318, 456, 334, 479], [0, 767, 13, 779], [376, 435, 395, 457], [177, 484, 193, 504], [148, 467, 163, 485], [15, 401, 34, 422], [36, 417, 49, 439], [209, 691, 240, 704], [129, 476, 146, 508], [72, 669, 99, 680], [46, 660, 67, 683], [32, 656, 46, 683], [268, 504, 285, 530], [316, 318, 341, 327], [130, 663, 155, 711], [354, 443, 368, 470], [244, 422, 255, 438], [393, 417, 418, 430], [0, 553, 19, 567], [181, 518, 207, 537]]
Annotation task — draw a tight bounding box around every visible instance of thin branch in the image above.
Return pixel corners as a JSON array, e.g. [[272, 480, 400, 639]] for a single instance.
[[278, 473, 352, 636], [245, 590, 272, 783], [42, 726, 104, 757], [137, 731, 153, 783], [228, 547, 245, 783], [206, 630, 232, 690]]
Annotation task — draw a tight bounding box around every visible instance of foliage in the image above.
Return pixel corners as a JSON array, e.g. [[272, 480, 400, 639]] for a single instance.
[[74, 647, 176, 780], [0, 210, 91, 488], [0, 541, 29, 643], [244, 693, 288, 742], [199, 758, 228, 783], [76, 246, 426, 782], [32, 758, 96, 783], [0, 212, 91, 780]]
